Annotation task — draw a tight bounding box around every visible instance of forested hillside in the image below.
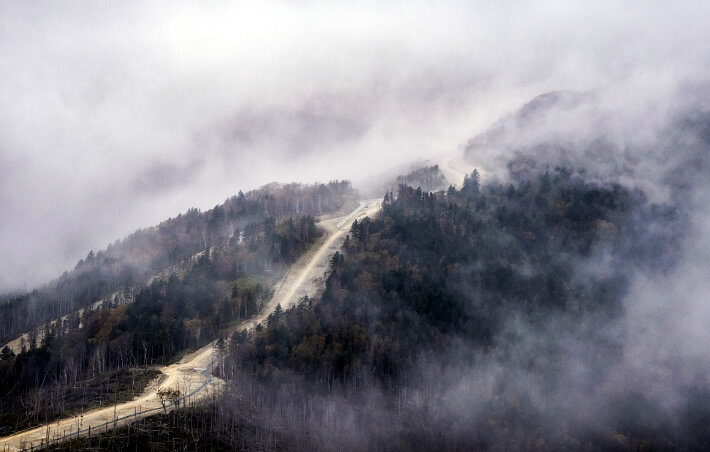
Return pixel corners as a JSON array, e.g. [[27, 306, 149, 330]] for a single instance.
[[0, 181, 354, 436], [0, 181, 354, 347], [54, 164, 708, 450], [206, 168, 703, 450], [233, 169, 664, 385]]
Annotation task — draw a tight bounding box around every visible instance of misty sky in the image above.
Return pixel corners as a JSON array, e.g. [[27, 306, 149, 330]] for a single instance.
[[2, 1, 710, 292]]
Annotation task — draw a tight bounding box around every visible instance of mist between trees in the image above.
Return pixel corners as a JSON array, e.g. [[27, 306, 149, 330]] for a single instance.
[[58, 151, 706, 450]]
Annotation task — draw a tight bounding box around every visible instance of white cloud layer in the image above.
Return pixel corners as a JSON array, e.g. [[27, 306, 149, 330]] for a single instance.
[[2, 0, 710, 291]]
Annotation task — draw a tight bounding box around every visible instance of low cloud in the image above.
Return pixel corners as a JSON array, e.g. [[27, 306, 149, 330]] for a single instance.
[[2, 1, 710, 292]]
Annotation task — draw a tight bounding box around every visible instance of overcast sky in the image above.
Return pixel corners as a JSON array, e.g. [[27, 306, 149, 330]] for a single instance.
[[1, 1, 710, 292]]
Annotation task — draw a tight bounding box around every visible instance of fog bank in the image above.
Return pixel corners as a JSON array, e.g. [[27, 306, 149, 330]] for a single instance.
[[2, 1, 710, 291]]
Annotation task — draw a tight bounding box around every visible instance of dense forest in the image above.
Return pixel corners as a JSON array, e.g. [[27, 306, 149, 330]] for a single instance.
[[212, 168, 705, 450], [42, 165, 710, 450], [0, 181, 354, 436], [231, 169, 650, 385], [4, 161, 708, 450]]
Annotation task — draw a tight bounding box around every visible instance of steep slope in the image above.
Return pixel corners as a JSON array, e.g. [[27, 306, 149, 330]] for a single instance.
[[0, 198, 380, 451], [0, 181, 357, 439], [221, 169, 703, 450], [0, 181, 356, 348]]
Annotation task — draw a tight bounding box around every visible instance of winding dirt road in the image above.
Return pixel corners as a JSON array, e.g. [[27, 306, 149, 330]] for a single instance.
[[0, 199, 381, 452], [241, 198, 381, 330]]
